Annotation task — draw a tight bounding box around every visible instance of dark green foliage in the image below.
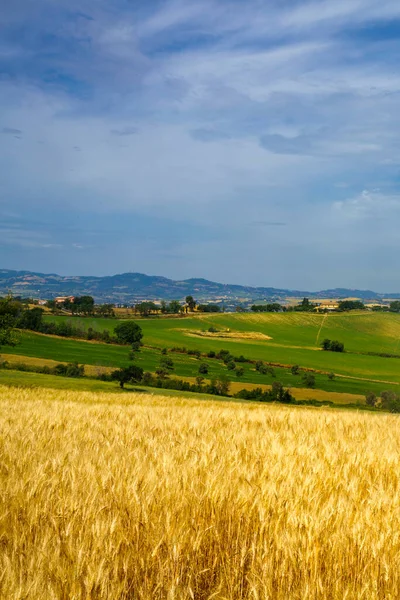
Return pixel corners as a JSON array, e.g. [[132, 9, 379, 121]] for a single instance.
[[197, 304, 221, 313], [187, 349, 201, 358], [0, 297, 23, 347], [208, 326, 218, 333], [160, 356, 174, 371], [380, 390, 400, 412], [18, 307, 44, 331], [291, 364, 300, 375], [198, 363, 209, 375], [251, 303, 282, 312], [207, 350, 216, 358], [294, 298, 316, 312], [72, 296, 95, 315], [321, 339, 344, 352], [185, 296, 196, 311], [135, 301, 158, 316], [114, 321, 143, 350], [235, 366, 244, 378], [302, 372, 316, 388], [327, 372, 335, 380], [161, 348, 167, 355], [338, 300, 365, 311], [235, 382, 294, 403], [167, 300, 182, 314], [365, 391, 377, 407], [389, 301, 400, 313], [111, 365, 144, 388], [226, 360, 236, 371]]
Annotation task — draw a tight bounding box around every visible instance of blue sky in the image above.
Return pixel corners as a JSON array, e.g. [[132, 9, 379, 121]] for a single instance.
[[1, 0, 400, 290]]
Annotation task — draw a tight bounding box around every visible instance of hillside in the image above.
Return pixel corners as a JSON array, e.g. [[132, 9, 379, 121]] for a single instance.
[[0, 268, 394, 304]]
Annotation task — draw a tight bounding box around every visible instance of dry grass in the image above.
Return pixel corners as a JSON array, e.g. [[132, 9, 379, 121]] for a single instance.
[[184, 329, 272, 341], [1, 386, 400, 599]]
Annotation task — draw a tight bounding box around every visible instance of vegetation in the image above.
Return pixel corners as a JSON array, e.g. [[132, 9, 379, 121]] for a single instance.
[[2, 386, 400, 599], [321, 338, 345, 352]]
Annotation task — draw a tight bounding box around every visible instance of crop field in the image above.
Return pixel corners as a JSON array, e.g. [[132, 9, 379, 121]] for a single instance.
[[1, 385, 400, 599], [3, 329, 400, 401], [35, 312, 400, 397]]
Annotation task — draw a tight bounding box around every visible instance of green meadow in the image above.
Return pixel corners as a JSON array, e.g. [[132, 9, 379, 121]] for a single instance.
[[1, 311, 400, 401]]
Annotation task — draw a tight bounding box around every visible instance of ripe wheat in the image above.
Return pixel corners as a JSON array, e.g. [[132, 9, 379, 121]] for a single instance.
[[1, 385, 399, 599]]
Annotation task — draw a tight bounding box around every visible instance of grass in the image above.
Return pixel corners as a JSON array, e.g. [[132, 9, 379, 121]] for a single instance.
[[12, 311, 400, 399], [1, 385, 400, 598], [44, 312, 400, 377]]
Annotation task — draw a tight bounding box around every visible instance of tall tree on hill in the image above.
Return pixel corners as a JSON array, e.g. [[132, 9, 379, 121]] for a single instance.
[[185, 296, 196, 312]]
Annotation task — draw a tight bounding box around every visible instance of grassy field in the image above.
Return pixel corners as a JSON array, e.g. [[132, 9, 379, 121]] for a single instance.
[[4, 329, 400, 399], [1, 385, 399, 598]]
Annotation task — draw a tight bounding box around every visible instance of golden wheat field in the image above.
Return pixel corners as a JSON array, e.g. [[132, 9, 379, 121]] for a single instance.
[[1, 386, 400, 599]]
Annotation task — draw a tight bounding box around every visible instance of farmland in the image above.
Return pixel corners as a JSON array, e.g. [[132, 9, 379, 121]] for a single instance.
[[1, 311, 400, 405], [1, 385, 400, 599]]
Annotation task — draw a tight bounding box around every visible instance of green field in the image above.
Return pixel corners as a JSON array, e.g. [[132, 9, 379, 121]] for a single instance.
[[1, 312, 400, 401], [43, 312, 400, 379]]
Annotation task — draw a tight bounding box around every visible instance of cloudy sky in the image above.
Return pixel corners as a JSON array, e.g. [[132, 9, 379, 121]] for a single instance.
[[1, 0, 400, 291]]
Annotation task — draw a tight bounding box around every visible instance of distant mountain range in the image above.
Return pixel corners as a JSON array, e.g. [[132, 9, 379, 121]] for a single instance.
[[0, 269, 398, 305]]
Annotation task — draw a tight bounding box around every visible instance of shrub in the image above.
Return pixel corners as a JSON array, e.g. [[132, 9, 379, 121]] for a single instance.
[[291, 365, 300, 375], [321, 339, 345, 352], [208, 326, 218, 333], [226, 360, 236, 371], [302, 373, 316, 388], [207, 350, 216, 358], [365, 391, 377, 407], [198, 363, 209, 375], [114, 321, 143, 350], [235, 367, 245, 378], [160, 356, 174, 371]]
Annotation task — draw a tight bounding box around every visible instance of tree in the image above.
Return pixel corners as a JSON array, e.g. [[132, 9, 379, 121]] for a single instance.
[[198, 363, 209, 375], [389, 301, 400, 313], [338, 300, 365, 311], [365, 391, 377, 407], [114, 321, 143, 351], [226, 360, 236, 371], [302, 373, 316, 388], [18, 307, 44, 331], [159, 356, 174, 371], [328, 372, 335, 380], [0, 297, 21, 348], [135, 302, 158, 317], [111, 365, 144, 388], [291, 364, 300, 375], [73, 296, 95, 315], [235, 366, 245, 378], [168, 300, 182, 314], [185, 296, 196, 312]]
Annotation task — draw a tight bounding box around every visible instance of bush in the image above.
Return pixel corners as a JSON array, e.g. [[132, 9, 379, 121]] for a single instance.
[[321, 339, 345, 352], [291, 365, 300, 375], [114, 321, 143, 350], [327, 371, 335, 380], [198, 363, 209, 375], [302, 373, 316, 388], [207, 350, 216, 358], [111, 365, 144, 388], [235, 367, 245, 378], [226, 360, 236, 371], [208, 326, 218, 333], [159, 356, 174, 371], [365, 391, 377, 407]]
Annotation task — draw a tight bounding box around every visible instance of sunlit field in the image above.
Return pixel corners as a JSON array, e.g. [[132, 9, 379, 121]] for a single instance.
[[1, 385, 400, 599]]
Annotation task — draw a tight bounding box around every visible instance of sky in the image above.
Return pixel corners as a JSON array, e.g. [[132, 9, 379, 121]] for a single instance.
[[1, 0, 400, 291]]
